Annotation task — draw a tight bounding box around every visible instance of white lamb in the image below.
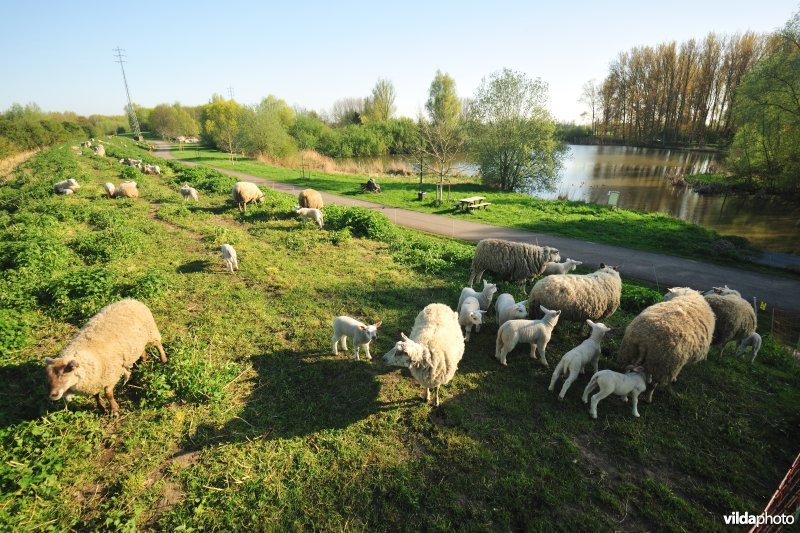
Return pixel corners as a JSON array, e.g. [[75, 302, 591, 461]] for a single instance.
[[180, 184, 199, 201], [735, 332, 763, 363], [582, 367, 650, 419], [495, 305, 561, 367], [103, 182, 116, 198], [457, 279, 497, 313], [332, 316, 382, 361], [542, 258, 583, 276], [53, 178, 80, 195], [294, 206, 324, 229], [458, 296, 486, 342], [220, 243, 238, 273], [549, 319, 610, 399], [495, 293, 528, 327]]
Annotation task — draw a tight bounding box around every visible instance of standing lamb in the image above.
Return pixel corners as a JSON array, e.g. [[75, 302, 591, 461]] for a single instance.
[[457, 279, 498, 313], [92, 144, 106, 157], [143, 164, 161, 175], [703, 288, 757, 354], [232, 182, 266, 212], [294, 206, 324, 229], [468, 239, 560, 292], [332, 316, 382, 361], [458, 296, 486, 342], [495, 293, 528, 327], [298, 188, 324, 209], [103, 182, 116, 198], [528, 264, 622, 322], [542, 258, 583, 276], [382, 303, 464, 406], [44, 299, 167, 415], [114, 181, 139, 198], [582, 367, 649, 419], [549, 319, 610, 399], [618, 287, 715, 402], [180, 184, 200, 201], [220, 244, 238, 273], [53, 178, 80, 195], [735, 332, 762, 363], [495, 305, 561, 367]]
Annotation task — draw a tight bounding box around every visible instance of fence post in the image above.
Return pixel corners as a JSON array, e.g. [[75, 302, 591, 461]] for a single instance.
[[771, 307, 775, 337]]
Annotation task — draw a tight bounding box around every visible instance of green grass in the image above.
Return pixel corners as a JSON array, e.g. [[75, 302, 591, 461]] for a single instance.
[[1, 138, 798, 530]]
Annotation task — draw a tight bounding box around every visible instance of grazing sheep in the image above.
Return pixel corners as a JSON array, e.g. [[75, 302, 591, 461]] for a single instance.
[[582, 367, 649, 419], [549, 319, 610, 399], [92, 144, 106, 157], [294, 206, 324, 229], [332, 316, 382, 361], [495, 305, 561, 367], [382, 303, 464, 406], [458, 296, 486, 342], [220, 244, 238, 273], [542, 258, 583, 276], [44, 299, 167, 415], [114, 181, 139, 198], [618, 287, 715, 402], [232, 182, 265, 212], [457, 279, 498, 313], [735, 332, 763, 363], [143, 164, 161, 175], [528, 264, 621, 323], [180, 184, 199, 201], [703, 289, 757, 354], [103, 182, 116, 198], [53, 178, 80, 195], [468, 239, 560, 292], [495, 293, 528, 327], [80, 141, 91, 147], [298, 188, 324, 209]]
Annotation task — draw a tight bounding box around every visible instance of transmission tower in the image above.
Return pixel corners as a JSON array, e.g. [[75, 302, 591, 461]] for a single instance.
[[114, 47, 143, 140]]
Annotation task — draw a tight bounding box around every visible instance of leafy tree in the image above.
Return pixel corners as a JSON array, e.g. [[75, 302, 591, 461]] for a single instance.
[[363, 79, 396, 122], [426, 70, 461, 127], [418, 70, 464, 195], [201, 95, 243, 162], [237, 96, 297, 158], [330, 98, 365, 126], [467, 68, 565, 192]]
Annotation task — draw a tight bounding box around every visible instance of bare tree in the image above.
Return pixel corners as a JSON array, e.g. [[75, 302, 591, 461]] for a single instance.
[[579, 80, 602, 135]]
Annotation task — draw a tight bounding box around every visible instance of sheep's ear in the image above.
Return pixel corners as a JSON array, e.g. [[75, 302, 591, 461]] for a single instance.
[[575, 261, 583, 265], [480, 310, 488, 314], [539, 305, 550, 313], [359, 325, 367, 331], [482, 280, 488, 287], [44, 357, 55, 365], [599, 262, 606, 268], [374, 321, 382, 328], [586, 319, 594, 327], [65, 360, 78, 372], [400, 332, 410, 342], [554, 310, 561, 316]]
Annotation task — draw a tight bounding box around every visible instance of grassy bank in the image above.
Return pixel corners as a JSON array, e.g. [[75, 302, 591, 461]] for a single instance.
[[1, 138, 798, 530]]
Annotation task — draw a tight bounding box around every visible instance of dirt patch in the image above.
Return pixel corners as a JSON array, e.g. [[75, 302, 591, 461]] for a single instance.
[[0, 149, 38, 180], [139, 449, 202, 527]]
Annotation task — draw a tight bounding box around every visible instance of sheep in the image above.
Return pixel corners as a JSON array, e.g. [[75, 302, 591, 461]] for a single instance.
[[80, 141, 92, 147], [53, 178, 80, 195], [92, 144, 106, 157], [232, 181, 265, 212], [382, 303, 464, 406], [143, 164, 161, 175], [703, 289, 757, 354], [457, 279, 498, 313], [180, 184, 199, 201], [618, 287, 715, 402], [332, 316, 382, 361], [528, 264, 622, 323], [495, 305, 561, 367], [468, 239, 560, 292], [220, 244, 238, 273], [735, 332, 762, 363], [298, 188, 324, 209], [114, 181, 139, 198], [120, 158, 143, 170], [44, 299, 167, 415], [542, 258, 583, 276], [582, 367, 649, 419], [458, 296, 486, 342], [495, 293, 528, 327], [549, 319, 610, 399], [294, 206, 324, 229], [103, 182, 116, 198]]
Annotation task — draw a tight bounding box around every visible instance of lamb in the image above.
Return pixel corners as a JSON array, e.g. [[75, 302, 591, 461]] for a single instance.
[[92, 144, 106, 157], [80, 141, 92, 147], [495, 293, 528, 327], [528, 264, 622, 323], [294, 206, 324, 229], [298, 188, 324, 209], [618, 287, 715, 402], [542, 258, 583, 276], [53, 178, 80, 195], [495, 305, 561, 367], [458, 296, 486, 342], [44, 299, 167, 415], [457, 279, 498, 313], [220, 244, 238, 273], [382, 303, 464, 406], [332, 316, 382, 361], [735, 332, 763, 363], [180, 184, 199, 201], [103, 182, 116, 198], [232, 182, 265, 212], [143, 164, 161, 175], [468, 239, 560, 292], [549, 319, 611, 399], [703, 289, 757, 354], [114, 181, 139, 198], [582, 367, 649, 419]]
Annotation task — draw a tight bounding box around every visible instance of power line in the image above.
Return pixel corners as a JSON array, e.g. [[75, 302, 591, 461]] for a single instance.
[[114, 46, 143, 140], [228, 86, 235, 100]]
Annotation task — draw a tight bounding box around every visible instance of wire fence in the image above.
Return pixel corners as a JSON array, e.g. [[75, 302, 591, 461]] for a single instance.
[[757, 301, 800, 353]]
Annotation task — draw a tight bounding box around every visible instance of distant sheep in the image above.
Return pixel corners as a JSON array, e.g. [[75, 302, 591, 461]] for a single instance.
[[703, 289, 757, 353], [549, 319, 610, 399], [92, 144, 106, 157], [495, 305, 561, 367], [458, 296, 486, 342], [457, 280, 497, 313], [120, 158, 143, 170], [542, 258, 583, 276], [44, 299, 167, 415], [143, 164, 161, 175], [582, 367, 649, 419], [53, 178, 80, 195], [468, 239, 560, 292], [103, 182, 116, 198], [332, 316, 382, 361], [528, 264, 622, 322], [735, 332, 763, 363], [382, 303, 464, 406], [115, 181, 139, 198], [80, 141, 92, 148], [220, 244, 238, 273], [495, 293, 528, 327], [294, 206, 324, 229], [232, 182, 265, 212], [180, 184, 199, 201], [298, 188, 324, 209]]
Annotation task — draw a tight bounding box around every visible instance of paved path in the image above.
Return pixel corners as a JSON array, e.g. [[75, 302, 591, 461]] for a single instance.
[[155, 143, 800, 313]]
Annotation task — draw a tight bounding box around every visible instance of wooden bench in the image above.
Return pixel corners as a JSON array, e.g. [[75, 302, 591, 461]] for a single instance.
[[465, 202, 492, 210]]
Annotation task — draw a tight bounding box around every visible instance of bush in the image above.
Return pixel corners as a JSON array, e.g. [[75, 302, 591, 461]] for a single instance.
[[0, 309, 29, 354], [71, 226, 145, 264], [120, 165, 141, 181], [43, 267, 122, 323], [324, 205, 397, 242], [123, 269, 171, 301], [172, 166, 238, 195], [620, 284, 663, 314]]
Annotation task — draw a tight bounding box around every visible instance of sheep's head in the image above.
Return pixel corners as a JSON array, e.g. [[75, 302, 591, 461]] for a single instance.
[[359, 321, 382, 342], [467, 310, 487, 326], [481, 280, 498, 299], [510, 302, 528, 320], [586, 319, 611, 337], [539, 305, 561, 327], [44, 357, 81, 401], [663, 287, 698, 301], [545, 247, 561, 263], [565, 258, 583, 271], [382, 333, 425, 368]]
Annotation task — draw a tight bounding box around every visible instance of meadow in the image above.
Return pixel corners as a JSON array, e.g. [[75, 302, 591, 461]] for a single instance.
[[0, 137, 798, 530]]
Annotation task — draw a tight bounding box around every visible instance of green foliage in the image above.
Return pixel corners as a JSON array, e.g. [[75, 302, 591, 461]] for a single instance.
[[149, 103, 199, 141], [238, 97, 297, 158], [171, 165, 238, 195], [324, 205, 397, 241], [620, 284, 663, 314], [362, 78, 397, 122], [289, 113, 333, 151], [44, 267, 122, 323], [120, 165, 141, 182], [71, 226, 145, 264], [426, 70, 461, 127], [201, 95, 243, 156], [0, 309, 30, 353]]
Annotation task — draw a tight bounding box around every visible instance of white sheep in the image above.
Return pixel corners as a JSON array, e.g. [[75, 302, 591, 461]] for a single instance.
[[542, 258, 583, 276], [468, 239, 560, 292], [735, 332, 763, 363], [92, 144, 106, 157], [332, 316, 382, 361], [220, 244, 238, 273], [44, 299, 167, 415], [549, 319, 610, 399], [458, 296, 486, 342], [495, 305, 561, 367], [382, 303, 464, 406], [457, 279, 497, 313], [232, 182, 265, 212], [53, 178, 80, 195], [582, 367, 649, 419], [103, 182, 116, 198], [294, 206, 324, 229], [114, 181, 139, 198], [180, 184, 199, 201], [528, 264, 622, 323], [143, 164, 161, 175], [495, 293, 528, 327]]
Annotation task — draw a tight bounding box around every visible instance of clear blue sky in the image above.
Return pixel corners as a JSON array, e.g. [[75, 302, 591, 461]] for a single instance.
[[1, 0, 796, 123]]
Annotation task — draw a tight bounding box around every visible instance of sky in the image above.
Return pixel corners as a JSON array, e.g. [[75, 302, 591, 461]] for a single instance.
[[1, 0, 797, 124]]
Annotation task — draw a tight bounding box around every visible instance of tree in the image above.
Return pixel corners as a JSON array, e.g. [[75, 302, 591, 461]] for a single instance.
[[426, 70, 461, 127], [330, 97, 365, 126], [579, 80, 601, 135], [237, 96, 297, 158], [201, 95, 243, 162], [363, 78, 396, 122], [467, 68, 565, 192]]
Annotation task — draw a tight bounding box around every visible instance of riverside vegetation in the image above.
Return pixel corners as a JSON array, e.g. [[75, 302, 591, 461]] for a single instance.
[[1, 137, 798, 530]]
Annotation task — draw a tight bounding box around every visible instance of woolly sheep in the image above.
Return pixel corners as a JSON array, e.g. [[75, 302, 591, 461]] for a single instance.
[[114, 181, 139, 198], [735, 332, 762, 363], [294, 206, 324, 229], [495, 305, 561, 367], [44, 299, 167, 415], [458, 296, 486, 342], [703, 289, 756, 353], [542, 258, 583, 276], [53, 178, 80, 195], [618, 287, 715, 402], [468, 239, 560, 292], [549, 319, 611, 399], [143, 164, 161, 175], [80, 141, 92, 148], [92, 144, 106, 157], [332, 316, 382, 361], [582, 367, 649, 419], [180, 184, 199, 201], [495, 293, 528, 327], [298, 188, 324, 209], [103, 182, 116, 198], [220, 244, 238, 273], [232, 181, 265, 212], [382, 303, 464, 406], [528, 264, 621, 322], [457, 279, 497, 313]]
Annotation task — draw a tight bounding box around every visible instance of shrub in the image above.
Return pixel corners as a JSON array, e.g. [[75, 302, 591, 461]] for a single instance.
[[172, 166, 238, 195], [324, 205, 397, 242], [120, 165, 141, 181], [43, 267, 122, 323], [123, 269, 171, 301], [620, 284, 663, 314], [71, 226, 145, 264], [0, 309, 29, 354]]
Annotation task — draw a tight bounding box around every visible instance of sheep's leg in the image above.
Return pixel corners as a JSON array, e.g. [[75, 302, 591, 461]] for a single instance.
[[155, 342, 167, 364], [95, 393, 107, 412], [341, 336, 347, 352], [750, 347, 760, 364], [537, 342, 549, 367], [589, 389, 612, 419], [140, 348, 148, 363], [646, 382, 659, 403], [332, 335, 340, 356], [353, 342, 360, 361], [559, 370, 579, 400], [548, 362, 563, 391], [434, 386, 440, 407], [233, 257, 239, 271], [464, 326, 471, 342], [631, 392, 641, 417], [582, 381, 597, 403], [105, 386, 119, 416], [122, 368, 131, 385], [363, 343, 371, 361], [424, 388, 430, 403]]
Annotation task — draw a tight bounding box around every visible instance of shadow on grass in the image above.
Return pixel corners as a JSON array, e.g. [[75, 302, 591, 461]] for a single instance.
[[189, 205, 230, 216], [176, 259, 214, 274], [0, 360, 54, 427]]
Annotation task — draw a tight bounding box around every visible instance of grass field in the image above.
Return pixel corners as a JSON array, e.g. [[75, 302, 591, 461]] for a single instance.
[[1, 138, 798, 530]]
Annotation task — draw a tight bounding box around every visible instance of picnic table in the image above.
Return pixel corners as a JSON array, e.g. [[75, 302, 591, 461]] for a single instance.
[[455, 196, 492, 212]]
